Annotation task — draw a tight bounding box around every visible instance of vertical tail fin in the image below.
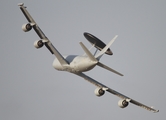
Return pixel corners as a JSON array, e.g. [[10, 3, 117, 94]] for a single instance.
[[95, 35, 118, 60]]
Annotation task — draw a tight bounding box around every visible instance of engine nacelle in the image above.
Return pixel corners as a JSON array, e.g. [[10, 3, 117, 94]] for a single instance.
[[118, 99, 129, 108], [34, 40, 44, 49], [94, 88, 105, 97], [22, 23, 32, 32]]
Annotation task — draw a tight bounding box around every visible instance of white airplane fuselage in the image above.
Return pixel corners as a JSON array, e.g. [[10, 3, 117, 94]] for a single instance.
[[53, 55, 97, 73]]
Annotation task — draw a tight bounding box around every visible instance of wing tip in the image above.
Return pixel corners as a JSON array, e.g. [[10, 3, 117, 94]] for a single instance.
[[151, 106, 159, 113], [18, 3, 24, 6], [153, 109, 159, 113], [120, 73, 124, 76]]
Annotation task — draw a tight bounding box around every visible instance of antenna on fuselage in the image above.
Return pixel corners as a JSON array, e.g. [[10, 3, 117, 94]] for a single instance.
[[83, 32, 113, 56]]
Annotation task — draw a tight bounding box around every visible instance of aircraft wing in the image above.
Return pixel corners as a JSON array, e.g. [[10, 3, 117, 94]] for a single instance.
[[18, 3, 68, 65], [75, 72, 159, 113]]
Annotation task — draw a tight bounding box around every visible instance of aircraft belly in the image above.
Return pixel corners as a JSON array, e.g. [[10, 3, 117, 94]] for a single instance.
[[53, 56, 97, 72], [53, 58, 64, 71], [66, 56, 96, 72], [73, 58, 96, 72]]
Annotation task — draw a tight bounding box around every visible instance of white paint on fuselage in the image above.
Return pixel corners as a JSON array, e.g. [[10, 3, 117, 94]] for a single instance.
[[53, 55, 97, 73]]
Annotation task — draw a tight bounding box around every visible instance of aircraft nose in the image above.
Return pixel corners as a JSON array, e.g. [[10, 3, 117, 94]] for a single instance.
[[53, 58, 63, 71]]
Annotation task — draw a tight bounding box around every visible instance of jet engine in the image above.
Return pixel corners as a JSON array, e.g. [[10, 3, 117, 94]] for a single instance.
[[22, 23, 32, 32], [34, 40, 44, 49], [94, 88, 105, 97], [118, 99, 129, 108]]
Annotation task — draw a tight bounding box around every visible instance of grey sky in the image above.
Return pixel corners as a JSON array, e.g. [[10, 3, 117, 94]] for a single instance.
[[1, 0, 165, 120]]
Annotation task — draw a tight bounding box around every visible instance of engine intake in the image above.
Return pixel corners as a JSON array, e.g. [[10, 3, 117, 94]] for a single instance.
[[22, 23, 32, 32], [94, 88, 105, 97], [118, 99, 129, 108], [34, 40, 44, 49]]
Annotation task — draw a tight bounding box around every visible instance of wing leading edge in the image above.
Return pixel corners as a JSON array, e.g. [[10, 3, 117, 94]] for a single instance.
[[18, 3, 68, 65], [75, 72, 159, 113]]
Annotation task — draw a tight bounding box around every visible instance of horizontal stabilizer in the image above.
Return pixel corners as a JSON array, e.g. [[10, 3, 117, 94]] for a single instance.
[[97, 62, 123, 76], [79, 42, 98, 62]]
